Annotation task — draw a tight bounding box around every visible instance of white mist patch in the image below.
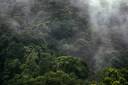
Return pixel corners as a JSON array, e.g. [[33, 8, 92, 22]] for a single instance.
[[89, 0, 121, 32], [87, 0, 128, 70]]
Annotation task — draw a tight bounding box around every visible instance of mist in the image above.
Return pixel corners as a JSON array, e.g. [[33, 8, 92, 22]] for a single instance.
[[70, 0, 128, 71], [1, 0, 128, 71]]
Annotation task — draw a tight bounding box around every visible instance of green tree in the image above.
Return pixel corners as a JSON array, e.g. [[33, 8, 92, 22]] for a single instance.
[[20, 46, 40, 77], [55, 56, 88, 79], [99, 67, 128, 85], [41, 71, 84, 85]]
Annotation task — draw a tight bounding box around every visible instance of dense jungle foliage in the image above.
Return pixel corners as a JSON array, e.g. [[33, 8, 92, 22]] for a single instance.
[[0, 0, 128, 85]]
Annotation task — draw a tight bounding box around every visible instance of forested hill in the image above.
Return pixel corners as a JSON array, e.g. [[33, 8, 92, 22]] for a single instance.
[[0, 0, 128, 85]]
